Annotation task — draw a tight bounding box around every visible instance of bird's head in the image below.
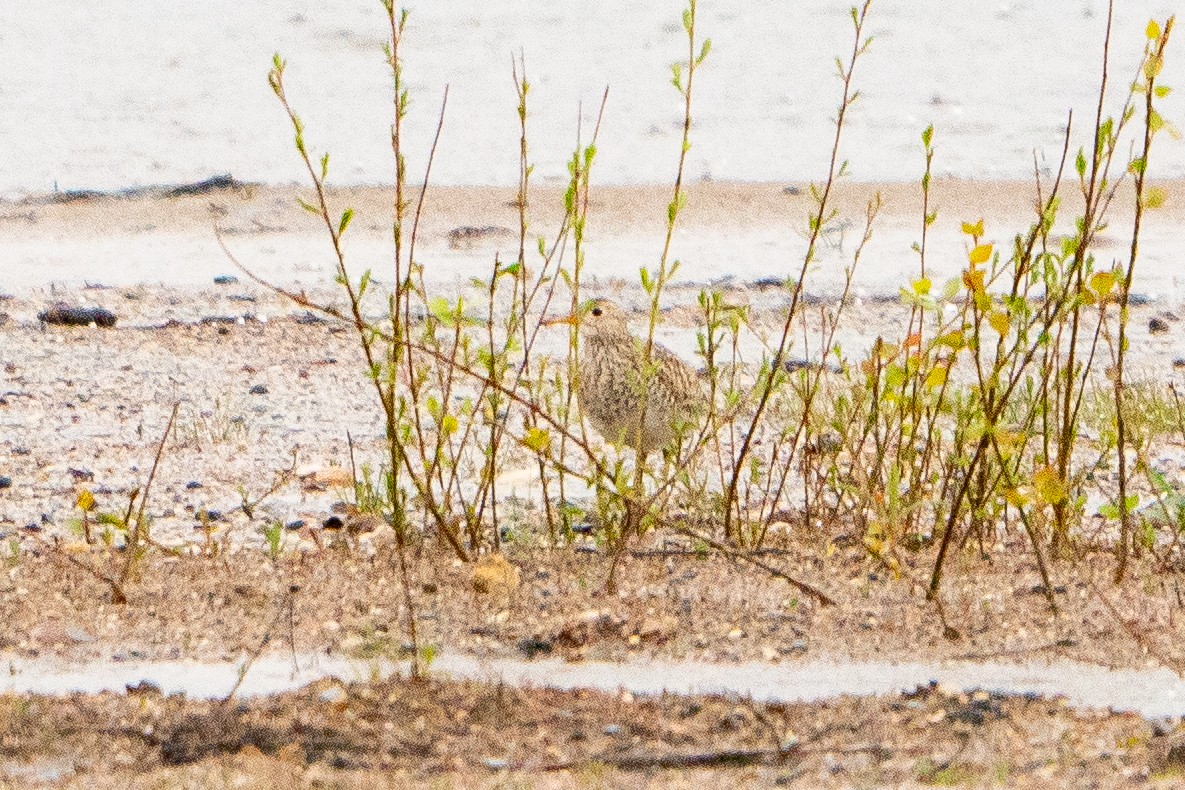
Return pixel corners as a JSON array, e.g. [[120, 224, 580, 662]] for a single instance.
[[543, 298, 630, 337]]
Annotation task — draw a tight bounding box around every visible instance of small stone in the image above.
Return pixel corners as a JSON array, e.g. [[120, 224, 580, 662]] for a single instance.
[[185, 481, 203, 490], [322, 515, 344, 530], [63, 626, 95, 644], [318, 686, 348, 704], [516, 637, 552, 659], [0, 476, 11, 489], [1150, 316, 1170, 334], [284, 519, 305, 531], [481, 757, 510, 771], [472, 553, 521, 596], [249, 384, 268, 395], [213, 275, 239, 285], [603, 724, 624, 736], [727, 627, 745, 641]]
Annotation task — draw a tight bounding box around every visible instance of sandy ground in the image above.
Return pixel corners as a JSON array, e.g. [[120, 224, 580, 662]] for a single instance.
[[3, 671, 1184, 788], [4, 181, 1185, 787]]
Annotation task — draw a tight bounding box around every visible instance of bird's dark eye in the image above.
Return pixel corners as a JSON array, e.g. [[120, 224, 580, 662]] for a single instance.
[[591, 306, 603, 316]]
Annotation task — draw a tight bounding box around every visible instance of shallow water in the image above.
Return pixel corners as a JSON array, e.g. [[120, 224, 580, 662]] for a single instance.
[[4, 651, 1185, 719], [2, 2, 1182, 196]]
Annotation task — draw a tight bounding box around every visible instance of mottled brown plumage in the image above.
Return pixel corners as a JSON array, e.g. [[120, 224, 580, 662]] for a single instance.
[[560, 299, 703, 460]]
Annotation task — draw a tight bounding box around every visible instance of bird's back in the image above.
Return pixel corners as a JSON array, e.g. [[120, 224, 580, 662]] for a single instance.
[[578, 333, 702, 457]]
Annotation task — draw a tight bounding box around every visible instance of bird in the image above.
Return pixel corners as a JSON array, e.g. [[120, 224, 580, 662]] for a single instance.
[[547, 299, 704, 461]]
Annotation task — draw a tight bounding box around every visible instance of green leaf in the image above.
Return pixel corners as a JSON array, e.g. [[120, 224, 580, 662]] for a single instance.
[[698, 38, 712, 65], [296, 197, 319, 215], [941, 277, 962, 301], [428, 296, 452, 322], [921, 124, 933, 148], [338, 208, 354, 237]]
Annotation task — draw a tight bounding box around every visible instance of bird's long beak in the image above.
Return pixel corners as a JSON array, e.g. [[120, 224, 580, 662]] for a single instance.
[[541, 312, 579, 327]]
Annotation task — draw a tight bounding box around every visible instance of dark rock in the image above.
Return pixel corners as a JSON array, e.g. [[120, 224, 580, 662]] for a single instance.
[[516, 637, 553, 659], [249, 384, 268, 395], [67, 467, 94, 482], [0, 476, 10, 489], [161, 175, 236, 198], [446, 225, 515, 250], [284, 519, 305, 531], [213, 275, 239, 285], [126, 680, 163, 696], [322, 515, 345, 530], [295, 311, 327, 325], [185, 481, 203, 490], [227, 294, 256, 303], [38, 303, 117, 328], [1150, 316, 1170, 334]]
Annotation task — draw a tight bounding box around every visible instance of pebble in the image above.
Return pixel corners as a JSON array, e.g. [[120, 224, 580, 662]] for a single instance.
[[516, 637, 552, 659], [213, 275, 239, 285], [249, 384, 268, 395], [318, 686, 348, 704], [0, 476, 11, 489]]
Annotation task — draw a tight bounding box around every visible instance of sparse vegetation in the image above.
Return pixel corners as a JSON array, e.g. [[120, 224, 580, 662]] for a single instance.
[[3, 1, 1183, 786], [218, 0, 1180, 659]]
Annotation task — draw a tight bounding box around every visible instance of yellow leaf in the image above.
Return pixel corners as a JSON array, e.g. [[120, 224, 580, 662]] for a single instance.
[[962, 269, 985, 293], [1145, 186, 1166, 209], [1004, 487, 1029, 507], [76, 489, 95, 512], [522, 427, 551, 454], [912, 277, 932, 296], [969, 243, 993, 265], [988, 311, 1010, 335], [1033, 466, 1068, 506], [924, 365, 947, 389], [1090, 270, 1116, 297], [961, 219, 984, 237], [937, 330, 965, 350], [1148, 20, 1161, 40]]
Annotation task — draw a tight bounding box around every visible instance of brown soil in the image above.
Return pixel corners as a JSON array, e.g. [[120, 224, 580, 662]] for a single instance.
[[3, 536, 1184, 674], [3, 667, 1184, 788]]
